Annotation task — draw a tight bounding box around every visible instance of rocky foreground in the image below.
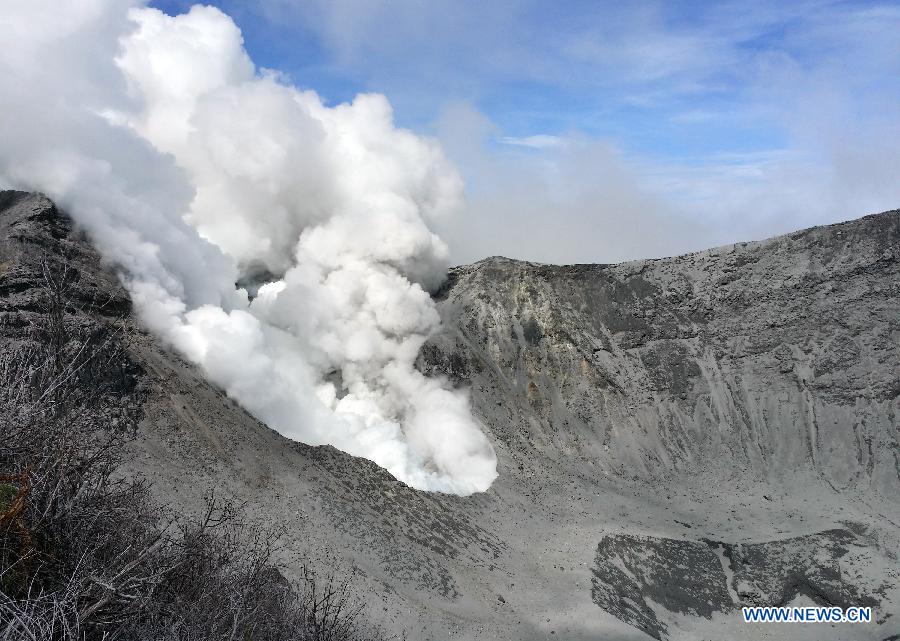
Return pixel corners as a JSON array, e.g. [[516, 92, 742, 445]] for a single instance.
[[1, 190, 898, 640]]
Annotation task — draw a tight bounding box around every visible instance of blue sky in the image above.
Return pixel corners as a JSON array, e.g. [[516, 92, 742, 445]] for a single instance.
[[148, 0, 900, 263]]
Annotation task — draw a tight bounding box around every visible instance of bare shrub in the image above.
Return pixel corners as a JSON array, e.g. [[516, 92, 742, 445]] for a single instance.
[[0, 258, 386, 640], [296, 564, 368, 641]]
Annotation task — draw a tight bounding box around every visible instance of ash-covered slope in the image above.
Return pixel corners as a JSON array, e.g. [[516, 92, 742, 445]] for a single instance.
[[425, 209, 900, 495], [2, 190, 898, 640]]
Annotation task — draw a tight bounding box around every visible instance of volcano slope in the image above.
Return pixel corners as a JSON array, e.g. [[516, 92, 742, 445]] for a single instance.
[[1, 190, 898, 640]]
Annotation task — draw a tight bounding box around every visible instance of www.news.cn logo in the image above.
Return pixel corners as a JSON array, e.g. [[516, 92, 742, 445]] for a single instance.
[[742, 606, 872, 623]]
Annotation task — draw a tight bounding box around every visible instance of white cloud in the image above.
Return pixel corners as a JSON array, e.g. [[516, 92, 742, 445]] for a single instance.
[[498, 135, 565, 150], [252, 0, 899, 262], [0, 0, 496, 495], [434, 103, 714, 265], [0, 0, 896, 492]]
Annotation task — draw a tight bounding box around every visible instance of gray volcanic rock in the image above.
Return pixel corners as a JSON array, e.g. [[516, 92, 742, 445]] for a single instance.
[[423, 210, 900, 495], [591, 528, 885, 640], [2, 190, 899, 640], [0, 191, 131, 333]]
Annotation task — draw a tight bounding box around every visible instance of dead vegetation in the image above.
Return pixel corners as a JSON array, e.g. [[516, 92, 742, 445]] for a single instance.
[[0, 259, 385, 640]]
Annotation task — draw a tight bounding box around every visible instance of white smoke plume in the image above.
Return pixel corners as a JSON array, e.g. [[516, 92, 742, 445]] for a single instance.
[[0, 1, 497, 495]]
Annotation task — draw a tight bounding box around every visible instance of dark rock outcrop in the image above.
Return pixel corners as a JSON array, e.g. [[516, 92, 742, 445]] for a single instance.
[[591, 528, 885, 639]]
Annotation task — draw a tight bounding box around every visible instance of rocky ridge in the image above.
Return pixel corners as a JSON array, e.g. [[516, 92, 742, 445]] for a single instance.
[[1, 190, 898, 640]]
